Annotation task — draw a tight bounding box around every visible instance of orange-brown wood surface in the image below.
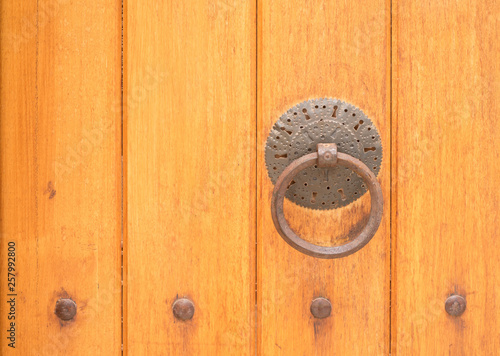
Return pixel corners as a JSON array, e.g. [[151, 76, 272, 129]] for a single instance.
[[2, 0, 500, 354], [124, 1, 256, 354], [0, 0, 122, 354], [392, 1, 500, 354], [257, 0, 391, 354]]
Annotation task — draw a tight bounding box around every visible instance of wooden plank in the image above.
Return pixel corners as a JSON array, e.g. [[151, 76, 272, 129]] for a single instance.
[[257, 0, 391, 354], [124, 1, 256, 354], [392, 0, 500, 354], [0, 0, 122, 354]]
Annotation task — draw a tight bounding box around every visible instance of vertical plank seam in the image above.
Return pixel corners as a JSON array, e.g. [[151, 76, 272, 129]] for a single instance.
[[121, 0, 128, 353], [256, 1, 262, 354], [120, 0, 125, 353], [389, 0, 398, 354], [254, 1, 259, 355], [389, 0, 393, 353], [34, 0, 40, 308]]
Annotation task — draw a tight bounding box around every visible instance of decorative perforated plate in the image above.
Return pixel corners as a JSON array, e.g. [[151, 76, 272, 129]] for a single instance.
[[265, 98, 382, 210]]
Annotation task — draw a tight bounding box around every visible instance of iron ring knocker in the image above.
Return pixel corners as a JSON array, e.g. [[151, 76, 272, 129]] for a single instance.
[[271, 143, 383, 259]]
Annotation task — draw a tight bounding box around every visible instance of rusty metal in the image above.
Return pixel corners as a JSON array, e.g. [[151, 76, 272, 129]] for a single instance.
[[317, 143, 338, 168], [445, 295, 466, 316], [54, 298, 77, 321], [310, 297, 332, 319], [271, 144, 383, 259], [265, 98, 382, 210], [172, 298, 195, 321]]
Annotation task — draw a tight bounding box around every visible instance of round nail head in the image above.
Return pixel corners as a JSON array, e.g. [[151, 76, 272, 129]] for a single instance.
[[445, 295, 466, 317], [55, 298, 77, 321], [310, 297, 332, 319], [172, 298, 195, 321]]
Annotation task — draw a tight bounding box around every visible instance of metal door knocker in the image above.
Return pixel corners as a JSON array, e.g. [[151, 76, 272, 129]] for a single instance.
[[265, 98, 383, 259]]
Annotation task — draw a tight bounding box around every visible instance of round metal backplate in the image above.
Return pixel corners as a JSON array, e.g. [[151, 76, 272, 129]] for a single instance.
[[265, 98, 382, 210]]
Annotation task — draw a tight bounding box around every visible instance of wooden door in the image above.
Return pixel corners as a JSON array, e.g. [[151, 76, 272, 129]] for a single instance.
[[1, 0, 122, 354], [124, 1, 256, 354], [257, 1, 390, 354], [392, 1, 500, 354], [1, 0, 499, 355]]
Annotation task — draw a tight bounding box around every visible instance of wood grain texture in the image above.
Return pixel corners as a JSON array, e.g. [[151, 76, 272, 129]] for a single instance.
[[124, 0, 256, 354], [0, 0, 122, 354], [257, 0, 391, 354], [392, 0, 500, 354]]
